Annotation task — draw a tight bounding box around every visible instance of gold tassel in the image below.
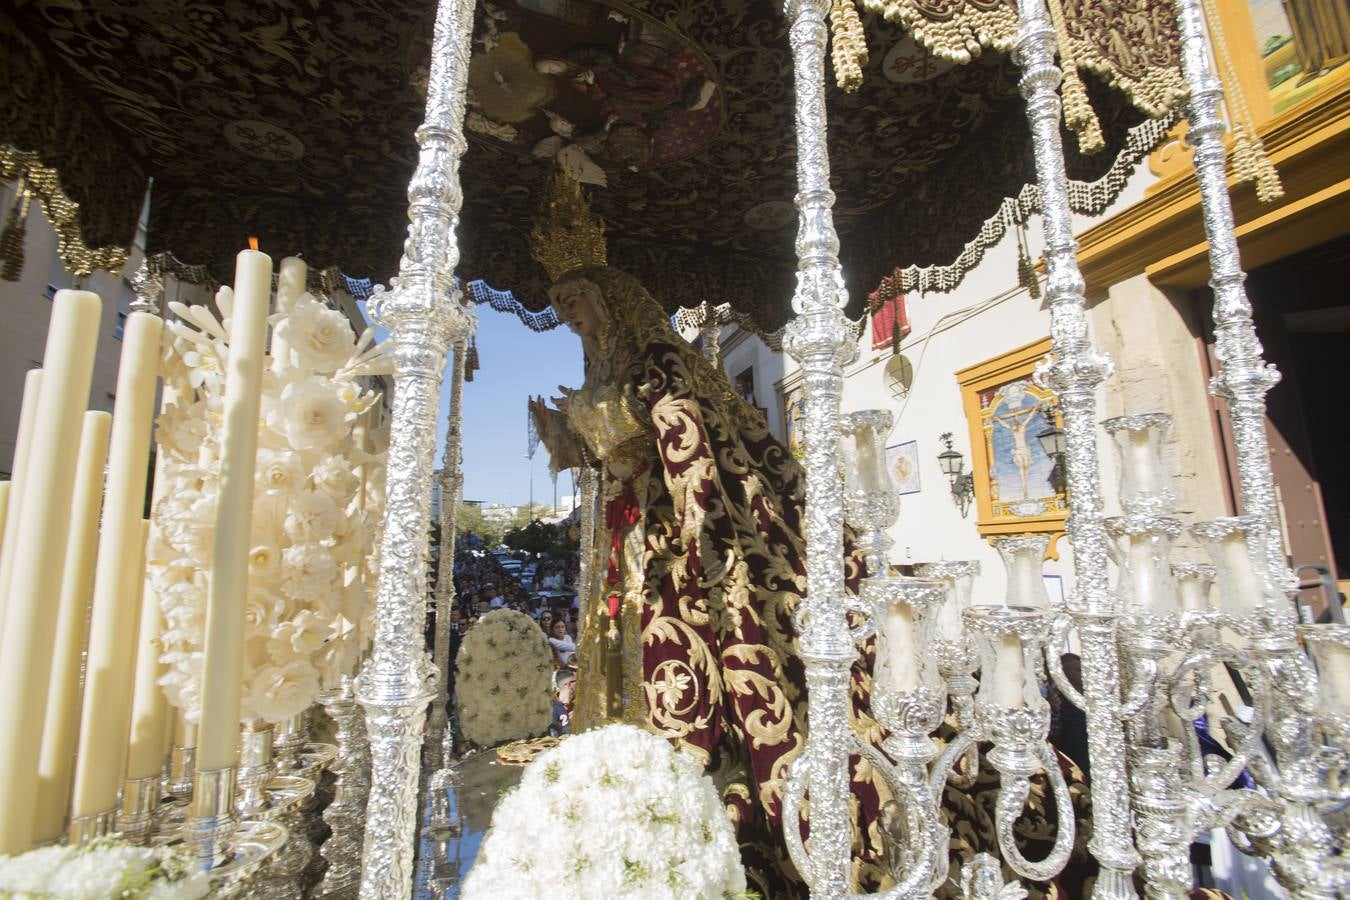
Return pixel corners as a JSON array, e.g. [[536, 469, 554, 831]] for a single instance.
[[0, 186, 29, 283], [1200, 0, 1284, 203], [1016, 224, 1041, 299], [465, 337, 480, 382], [1046, 0, 1105, 155], [1060, 68, 1105, 155], [829, 0, 868, 93], [1229, 123, 1284, 203]]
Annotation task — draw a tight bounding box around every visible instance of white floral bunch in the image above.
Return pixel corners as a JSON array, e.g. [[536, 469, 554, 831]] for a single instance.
[[0, 837, 210, 899], [454, 609, 554, 748], [462, 724, 750, 900], [152, 284, 391, 726]]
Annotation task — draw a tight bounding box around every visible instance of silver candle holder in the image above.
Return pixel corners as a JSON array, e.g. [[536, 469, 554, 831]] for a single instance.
[[182, 765, 286, 897], [315, 677, 370, 898], [1090, 410, 1350, 898], [781, 408, 1075, 896]]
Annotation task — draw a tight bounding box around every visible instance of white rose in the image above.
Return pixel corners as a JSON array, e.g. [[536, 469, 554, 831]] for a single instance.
[[270, 380, 350, 451], [156, 398, 211, 457], [245, 660, 320, 724], [243, 588, 285, 633], [281, 543, 339, 601], [267, 609, 331, 661], [284, 489, 340, 543], [255, 448, 303, 495], [247, 542, 282, 581], [273, 296, 356, 374], [312, 454, 358, 501], [159, 493, 217, 560]]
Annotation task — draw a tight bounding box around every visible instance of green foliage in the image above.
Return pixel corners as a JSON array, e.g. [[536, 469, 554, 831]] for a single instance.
[[502, 518, 579, 558]]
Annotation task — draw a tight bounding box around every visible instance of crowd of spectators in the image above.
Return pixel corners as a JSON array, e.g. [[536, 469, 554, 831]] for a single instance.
[[433, 534, 582, 740]]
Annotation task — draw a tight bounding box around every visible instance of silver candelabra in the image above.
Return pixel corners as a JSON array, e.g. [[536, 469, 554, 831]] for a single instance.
[[782, 410, 1078, 897]]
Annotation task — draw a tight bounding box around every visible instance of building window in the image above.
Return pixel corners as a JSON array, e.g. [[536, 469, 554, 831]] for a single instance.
[[44, 284, 58, 301], [734, 367, 756, 406], [114, 311, 127, 340]]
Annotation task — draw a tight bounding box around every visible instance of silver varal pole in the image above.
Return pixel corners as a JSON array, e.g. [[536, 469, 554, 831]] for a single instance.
[[1170, 0, 1287, 592], [357, 0, 478, 889], [428, 340, 466, 765], [1174, 3, 1342, 895], [1013, 1, 1140, 896], [780, 0, 861, 893]]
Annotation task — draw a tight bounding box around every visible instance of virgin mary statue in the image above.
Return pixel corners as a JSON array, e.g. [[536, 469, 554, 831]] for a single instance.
[[527, 174, 1088, 898]]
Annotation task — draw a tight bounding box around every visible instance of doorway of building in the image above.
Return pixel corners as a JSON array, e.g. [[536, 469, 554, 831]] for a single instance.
[[1199, 234, 1350, 617]]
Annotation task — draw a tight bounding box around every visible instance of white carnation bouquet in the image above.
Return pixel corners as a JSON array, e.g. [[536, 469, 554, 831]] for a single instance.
[[0, 838, 209, 899], [454, 609, 554, 748], [152, 285, 391, 727], [463, 724, 751, 900]]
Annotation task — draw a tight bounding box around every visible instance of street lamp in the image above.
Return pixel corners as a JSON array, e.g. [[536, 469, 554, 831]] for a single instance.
[[937, 432, 974, 518], [1036, 424, 1067, 496]]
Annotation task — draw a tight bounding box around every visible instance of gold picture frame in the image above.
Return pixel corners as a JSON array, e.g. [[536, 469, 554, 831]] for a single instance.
[[955, 337, 1067, 555]]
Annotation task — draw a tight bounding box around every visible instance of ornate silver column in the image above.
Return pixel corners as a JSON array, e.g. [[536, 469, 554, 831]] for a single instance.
[[427, 340, 466, 763], [1012, 1, 1140, 895], [780, 0, 860, 893], [129, 261, 164, 317], [1170, 0, 1288, 592], [357, 0, 478, 892]]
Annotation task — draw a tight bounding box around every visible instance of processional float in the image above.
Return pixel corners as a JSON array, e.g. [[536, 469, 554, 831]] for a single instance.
[[0, 0, 1345, 896]]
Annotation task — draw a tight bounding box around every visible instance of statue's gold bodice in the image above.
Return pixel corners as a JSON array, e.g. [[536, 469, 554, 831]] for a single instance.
[[565, 377, 652, 466]]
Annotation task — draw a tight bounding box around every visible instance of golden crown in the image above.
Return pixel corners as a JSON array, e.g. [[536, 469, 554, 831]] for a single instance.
[[529, 171, 608, 283]]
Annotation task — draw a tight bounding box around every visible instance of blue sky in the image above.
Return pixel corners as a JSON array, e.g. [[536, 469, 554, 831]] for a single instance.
[[433, 305, 583, 507]]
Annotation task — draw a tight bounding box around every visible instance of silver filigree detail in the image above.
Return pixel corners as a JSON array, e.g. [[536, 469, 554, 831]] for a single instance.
[[1012, 1, 1139, 892], [357, 0, 479, 891]]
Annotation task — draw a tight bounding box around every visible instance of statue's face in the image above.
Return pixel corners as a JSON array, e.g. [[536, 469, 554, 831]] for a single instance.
[[549, 278, 604, 338]]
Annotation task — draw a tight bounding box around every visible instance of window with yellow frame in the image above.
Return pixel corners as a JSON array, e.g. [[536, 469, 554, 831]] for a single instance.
[[955, 337, 1068, 547]]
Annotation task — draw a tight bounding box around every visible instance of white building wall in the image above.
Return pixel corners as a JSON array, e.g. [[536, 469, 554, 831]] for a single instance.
[[705, 165, 1174, 608]]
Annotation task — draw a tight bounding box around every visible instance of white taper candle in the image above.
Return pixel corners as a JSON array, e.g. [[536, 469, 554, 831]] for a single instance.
[[0, 290, 102, 854], [32, 410, 111, 844], [197, 250, 273, 773]]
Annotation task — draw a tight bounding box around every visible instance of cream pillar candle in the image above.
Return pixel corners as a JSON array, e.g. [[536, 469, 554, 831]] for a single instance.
[[0, 483, 9, 574], [198, 249, 273, 774], [882, 602, 920, 692], [270, 256, 307, 372], [69, 311, 164, 820], [0, 290, 102, 855], [126, 520, 168, 781], [1127, 536, 1167, 613], [1176, 575, 1212, 612], [1310, 638, 1350, 711], [32, 411, 111, 844], [1126, 429, 1159, 495], [1217, 533, 1262, 613], [0, 370, 44, 616], [991, 635, 1027, 708], [855, 432, 884, 492]]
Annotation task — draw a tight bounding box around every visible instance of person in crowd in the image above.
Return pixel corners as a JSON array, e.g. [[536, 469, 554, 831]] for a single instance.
[[548, 618, 576, 667]]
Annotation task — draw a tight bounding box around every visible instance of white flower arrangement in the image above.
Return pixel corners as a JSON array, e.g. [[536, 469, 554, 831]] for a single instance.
[[454, 609, 554, 749], [151, 281, 391, 727], [462, 724, 751, 900], [0, 837, 209, 899]]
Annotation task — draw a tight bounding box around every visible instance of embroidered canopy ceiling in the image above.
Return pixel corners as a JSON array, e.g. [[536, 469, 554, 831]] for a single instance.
[[0, 0, 1184, 333]]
